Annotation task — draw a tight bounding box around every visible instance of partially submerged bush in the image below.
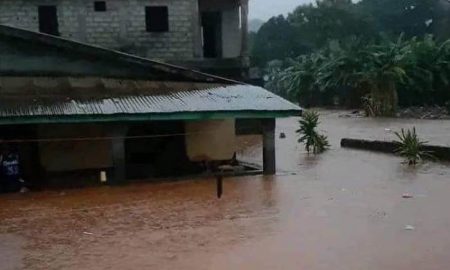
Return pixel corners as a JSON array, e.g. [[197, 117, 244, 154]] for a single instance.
[[362, 95, 380, 117], [296, 111, 330, 154], [394, 127, 433, 165]]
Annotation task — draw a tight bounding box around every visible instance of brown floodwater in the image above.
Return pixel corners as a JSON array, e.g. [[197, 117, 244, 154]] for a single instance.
[[1, 110, 450, 270]]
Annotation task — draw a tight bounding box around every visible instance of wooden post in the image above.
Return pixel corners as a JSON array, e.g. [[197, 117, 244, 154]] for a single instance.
[[262, 118, 276, 175], [216, 175, 223, 198], [110, 124, 128, 185]]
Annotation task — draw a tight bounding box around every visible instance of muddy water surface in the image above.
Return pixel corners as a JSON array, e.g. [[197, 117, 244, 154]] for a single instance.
[[1, 110, 450, 270]]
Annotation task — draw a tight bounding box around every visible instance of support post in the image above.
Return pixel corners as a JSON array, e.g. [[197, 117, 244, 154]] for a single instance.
[[110, 124, 128, 185], [216, 175, 223, 199], [240, 0, 249, 58], [262, 118, 276, 175], [192, 0, 203, 58]]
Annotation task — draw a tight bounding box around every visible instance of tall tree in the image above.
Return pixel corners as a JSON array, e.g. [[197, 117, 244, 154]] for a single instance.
[[288, 1, 373, 50], [357, 0, 439, 38], [251, 15, 309, 67]]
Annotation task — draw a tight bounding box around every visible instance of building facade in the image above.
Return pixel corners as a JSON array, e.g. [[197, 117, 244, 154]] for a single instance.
[[0, 0, 249, 79], [0, 25, 301, 188]]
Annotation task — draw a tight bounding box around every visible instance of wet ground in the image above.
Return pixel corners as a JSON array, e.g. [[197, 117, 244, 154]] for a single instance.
[[1, 110, 450, 270]]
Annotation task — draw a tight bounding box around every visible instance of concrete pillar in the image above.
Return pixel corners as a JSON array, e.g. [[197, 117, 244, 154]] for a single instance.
[[262, 118, 276, 175], [110, 124, 128, 185], [240, 0, 249, 58], [192, 0, 203, 58], [76, 0, 87, 42]]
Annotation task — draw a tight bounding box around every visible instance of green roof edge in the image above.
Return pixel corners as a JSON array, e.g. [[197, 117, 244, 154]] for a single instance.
[[0, 110, 301, 125]]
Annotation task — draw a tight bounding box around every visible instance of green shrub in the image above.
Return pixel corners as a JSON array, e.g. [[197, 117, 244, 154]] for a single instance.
[[296, 111, 330, 154], [394, 127, 433, 165]]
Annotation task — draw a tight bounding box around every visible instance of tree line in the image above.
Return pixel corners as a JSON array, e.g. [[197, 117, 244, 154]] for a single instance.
[[251, 0, 450, 115]]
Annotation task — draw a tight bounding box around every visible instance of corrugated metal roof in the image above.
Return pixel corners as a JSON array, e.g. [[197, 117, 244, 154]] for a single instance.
[[0, 85, 301, 122]]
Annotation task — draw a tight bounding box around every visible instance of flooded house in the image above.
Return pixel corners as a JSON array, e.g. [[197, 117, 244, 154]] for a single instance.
[[0, 25, 301, 188], [0, 0, 250, 79]]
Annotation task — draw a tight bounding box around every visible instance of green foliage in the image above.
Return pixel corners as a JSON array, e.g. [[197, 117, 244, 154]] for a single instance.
[[318, 36, 412, 115], [264, 60, 290, 98], [400, 36, 450, 106], [394, 127, 433, 165], [269, 35, 450, 115], [251, 0, 450, 67], [251, 16, 310, 67], [357, 0, 439, 38], [288, 1, 373, 49], [296, 111, 330, 154], [255, 0, 450, 111]]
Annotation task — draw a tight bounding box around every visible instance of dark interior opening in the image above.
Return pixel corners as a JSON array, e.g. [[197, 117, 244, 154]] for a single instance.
[[145, 6, 169, 32], [0, 125, 42, 192], [125, 121, 201, 179], [38, 5, 59, 36], [201, 11, 222, 58], [94, 1, 107, 12]]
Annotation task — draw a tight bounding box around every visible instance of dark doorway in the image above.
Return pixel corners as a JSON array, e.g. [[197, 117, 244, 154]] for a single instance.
[[201, 12, 222, 58], [38, 5, 59, 36], [0, 125, 42, 191], [125, 121, 201, 179]]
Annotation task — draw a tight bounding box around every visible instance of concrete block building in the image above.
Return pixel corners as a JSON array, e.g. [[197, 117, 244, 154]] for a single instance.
[[0, 0, 250, 79]]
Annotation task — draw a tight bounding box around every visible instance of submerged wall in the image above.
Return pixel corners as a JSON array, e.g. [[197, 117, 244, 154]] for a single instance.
[[38, 124, 112, 172], [35, 119, 236, 174]]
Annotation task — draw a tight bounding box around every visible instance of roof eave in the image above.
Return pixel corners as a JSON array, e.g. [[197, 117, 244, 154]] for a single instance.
[[0, 110, 302, 125]]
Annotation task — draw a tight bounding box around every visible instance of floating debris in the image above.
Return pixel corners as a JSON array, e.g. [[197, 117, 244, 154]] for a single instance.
[[402, 193, 413, 199]]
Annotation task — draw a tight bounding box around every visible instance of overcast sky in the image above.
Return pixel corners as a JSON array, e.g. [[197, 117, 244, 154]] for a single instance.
[[249, 0, 313, 20]]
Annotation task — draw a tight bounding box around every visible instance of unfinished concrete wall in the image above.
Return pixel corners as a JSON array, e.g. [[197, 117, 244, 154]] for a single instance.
[[38, 124, 112, 172], [199, 0, 241, 59], [221, 5, 241, 58], [0, 0, 197, 60], [185, 119, 236, 161]]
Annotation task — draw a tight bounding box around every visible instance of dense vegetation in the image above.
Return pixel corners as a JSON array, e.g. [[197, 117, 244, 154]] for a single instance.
[[251, 0, 450, 115]]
